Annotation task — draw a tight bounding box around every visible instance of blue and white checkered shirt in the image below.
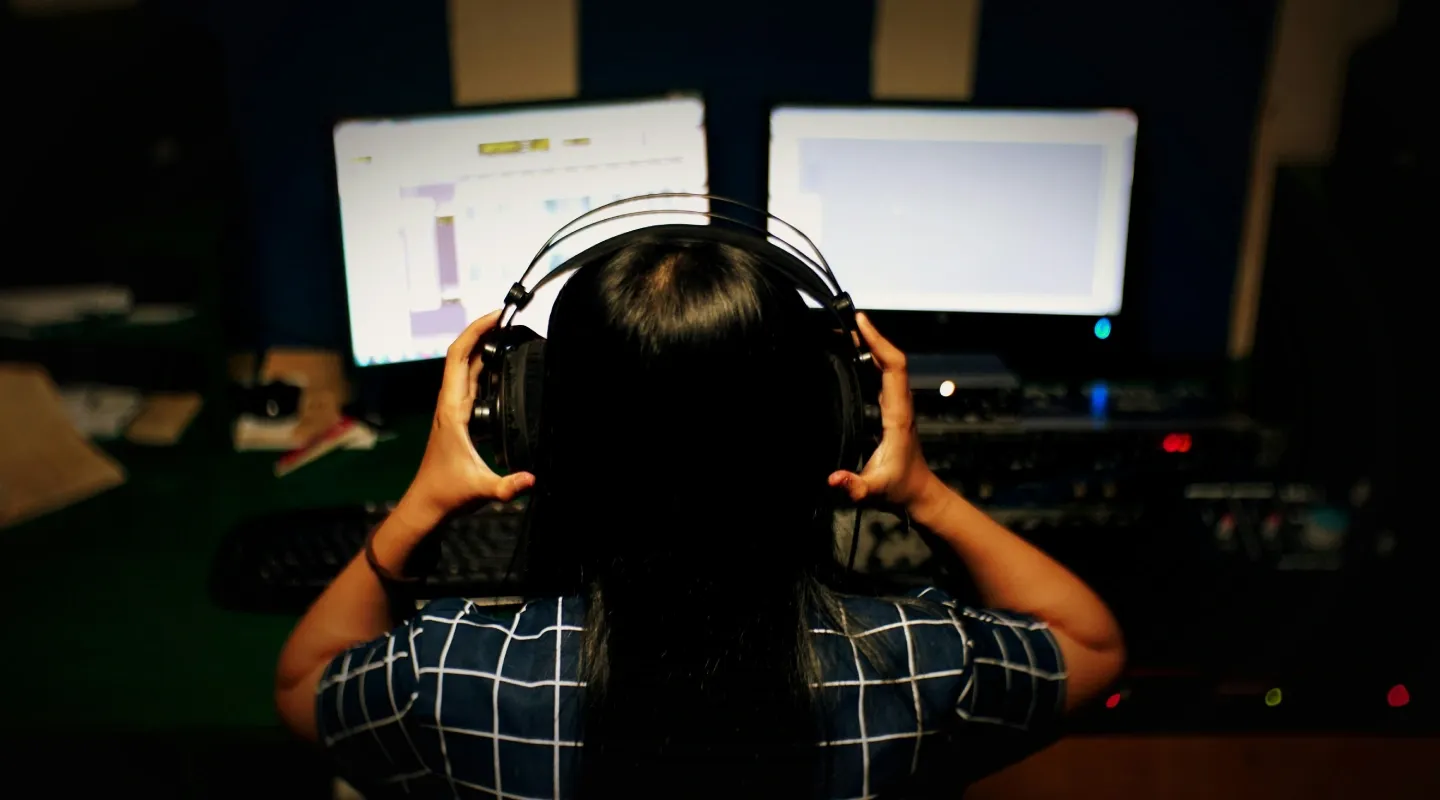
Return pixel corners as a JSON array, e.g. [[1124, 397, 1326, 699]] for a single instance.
[[317, 587, 1067, 799]]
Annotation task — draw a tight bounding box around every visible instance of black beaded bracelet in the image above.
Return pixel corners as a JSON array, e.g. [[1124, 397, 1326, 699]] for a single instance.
[[365, 524, 421, 584]]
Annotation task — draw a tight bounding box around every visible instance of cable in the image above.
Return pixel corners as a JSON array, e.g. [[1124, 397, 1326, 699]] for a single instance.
[[846, 506, 863, 574]]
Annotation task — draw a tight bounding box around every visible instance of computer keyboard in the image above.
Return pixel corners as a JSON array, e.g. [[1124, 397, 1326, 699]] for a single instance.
[[210, 501, 526, 613]]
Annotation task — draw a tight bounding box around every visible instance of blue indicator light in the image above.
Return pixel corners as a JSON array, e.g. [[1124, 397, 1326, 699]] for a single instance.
[[1090, 381, 1109, 419]]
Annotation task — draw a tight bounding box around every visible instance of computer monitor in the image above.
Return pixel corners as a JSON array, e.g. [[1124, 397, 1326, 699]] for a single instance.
[[334, 95, 709, 366], [768, 105, 1137, 317]]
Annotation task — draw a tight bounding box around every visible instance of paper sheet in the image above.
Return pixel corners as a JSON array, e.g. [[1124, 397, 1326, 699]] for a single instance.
[[232, 415, 301, 451], [125, 392, 203, 446], [59, 384, 145, 439], [0, 364, 126, 528]]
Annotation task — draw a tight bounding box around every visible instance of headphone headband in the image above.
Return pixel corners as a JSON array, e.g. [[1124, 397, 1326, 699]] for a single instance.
[[522, 193, 836, 286], [498, 194, 867, 364]]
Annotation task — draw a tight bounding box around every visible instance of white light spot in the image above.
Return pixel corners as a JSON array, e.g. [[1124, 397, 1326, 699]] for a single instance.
[[939, 380, 956, 398]]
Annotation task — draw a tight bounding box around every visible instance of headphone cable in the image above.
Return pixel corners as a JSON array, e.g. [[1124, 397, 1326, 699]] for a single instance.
[[846, 506, 863, 574]]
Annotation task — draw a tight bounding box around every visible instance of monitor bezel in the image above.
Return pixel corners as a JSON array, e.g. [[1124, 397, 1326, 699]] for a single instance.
[[765, 99, 1152, 377], [331, 91, 709, 372]]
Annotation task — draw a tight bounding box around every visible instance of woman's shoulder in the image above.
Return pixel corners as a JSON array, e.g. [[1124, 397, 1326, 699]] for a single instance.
[[414, 595, 585, 633], [809, 587, 972, 691], [401, 595, 587, 697], [824, 586, 1059, 659], [402, 595, 586, 668], [829, 585, 965, 627]]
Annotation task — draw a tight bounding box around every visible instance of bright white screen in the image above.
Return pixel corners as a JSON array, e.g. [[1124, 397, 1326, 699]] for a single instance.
[[335, 96, 709, 366], [768, 106, 1137, 315]]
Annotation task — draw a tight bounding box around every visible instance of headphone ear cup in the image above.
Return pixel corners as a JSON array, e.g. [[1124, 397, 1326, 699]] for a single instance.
[[500, 337, 547, 474], [826, 350, 865, 471]]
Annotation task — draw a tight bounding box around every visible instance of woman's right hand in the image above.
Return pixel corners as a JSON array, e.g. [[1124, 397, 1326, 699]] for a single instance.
[[827, 313, 937, 509], [397, 310, 535, 529]]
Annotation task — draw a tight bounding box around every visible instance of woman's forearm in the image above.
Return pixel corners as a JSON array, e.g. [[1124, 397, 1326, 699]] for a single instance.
[[274, 497, 440, 738], [907, 473, 1123, 656], [276, 499, 438, 689]]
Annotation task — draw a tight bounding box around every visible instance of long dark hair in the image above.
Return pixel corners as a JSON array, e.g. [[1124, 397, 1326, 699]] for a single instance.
[[522, 235, 853, 797]]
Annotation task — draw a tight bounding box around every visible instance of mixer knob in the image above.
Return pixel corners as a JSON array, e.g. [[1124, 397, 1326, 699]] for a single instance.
[[1216, 514, 1236, 545], [1261, 513, 1282, 543]]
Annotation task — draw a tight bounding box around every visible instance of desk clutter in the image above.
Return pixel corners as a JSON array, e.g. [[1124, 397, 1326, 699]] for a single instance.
[[0, 280, 219, 526], [59, 383, 203, 444], [0, 364, 126, 528], [0, 338, 388, 528], [0, 363, 211, 527], [228, 348, 383, 476], [229, 348, 349, 451]]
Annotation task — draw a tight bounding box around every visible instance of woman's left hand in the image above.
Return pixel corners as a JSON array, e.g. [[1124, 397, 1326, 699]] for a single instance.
[[396, 310, 535, 527]]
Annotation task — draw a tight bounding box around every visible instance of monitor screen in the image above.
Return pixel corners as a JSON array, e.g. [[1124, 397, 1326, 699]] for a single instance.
[[768, 106, 1137, 316], [335, 96, 709, 366]]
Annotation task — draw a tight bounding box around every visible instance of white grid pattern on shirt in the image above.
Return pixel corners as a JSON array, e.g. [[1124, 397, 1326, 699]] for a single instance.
[[336, 652, 351, 732], [415, 599, 586, 792], [449, 777, 555, 800], [959, 604, 1067, 728], [318, 648, 407, 691], [325, 693, 418, 746], [321, 590, 1065, 799], [809, 588, 1069, 791], [490, 602, 525, 799], [415, 667, 582, 689], [838, 604, 871, 798], [357, 646, 397, 773], [386, 631, 430, 792], [322, 599, 587, 799], [324, 643, 421, 794], [431, 600, 583, 799], [896, 603, 924, 776], [434, 603, 469, 797], [551, 598, 565, 800], [811, 600, 975, 776], [322, 639, 422, 792]]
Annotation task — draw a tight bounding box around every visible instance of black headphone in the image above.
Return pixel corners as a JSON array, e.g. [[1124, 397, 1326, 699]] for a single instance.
[[470, 193, 879, 477]]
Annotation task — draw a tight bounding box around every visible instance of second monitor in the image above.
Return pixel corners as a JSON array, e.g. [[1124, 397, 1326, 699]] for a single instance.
[[768, 105, 1138, 318]]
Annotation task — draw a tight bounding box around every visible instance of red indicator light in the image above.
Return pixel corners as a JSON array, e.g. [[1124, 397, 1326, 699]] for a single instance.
[[1162, 433, 1192, 454], [1105, 693, 1122, 709], [1388, 684, 1410, 708]]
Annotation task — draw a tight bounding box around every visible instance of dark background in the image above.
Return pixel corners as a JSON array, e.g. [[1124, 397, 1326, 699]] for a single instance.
[[4, 0, 1435, 796], [8, 0, 1273, 363]]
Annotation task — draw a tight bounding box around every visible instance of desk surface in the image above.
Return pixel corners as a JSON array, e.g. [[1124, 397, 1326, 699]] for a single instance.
[[0, 416, 429, 733], [5, 417, 1431, 741]]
